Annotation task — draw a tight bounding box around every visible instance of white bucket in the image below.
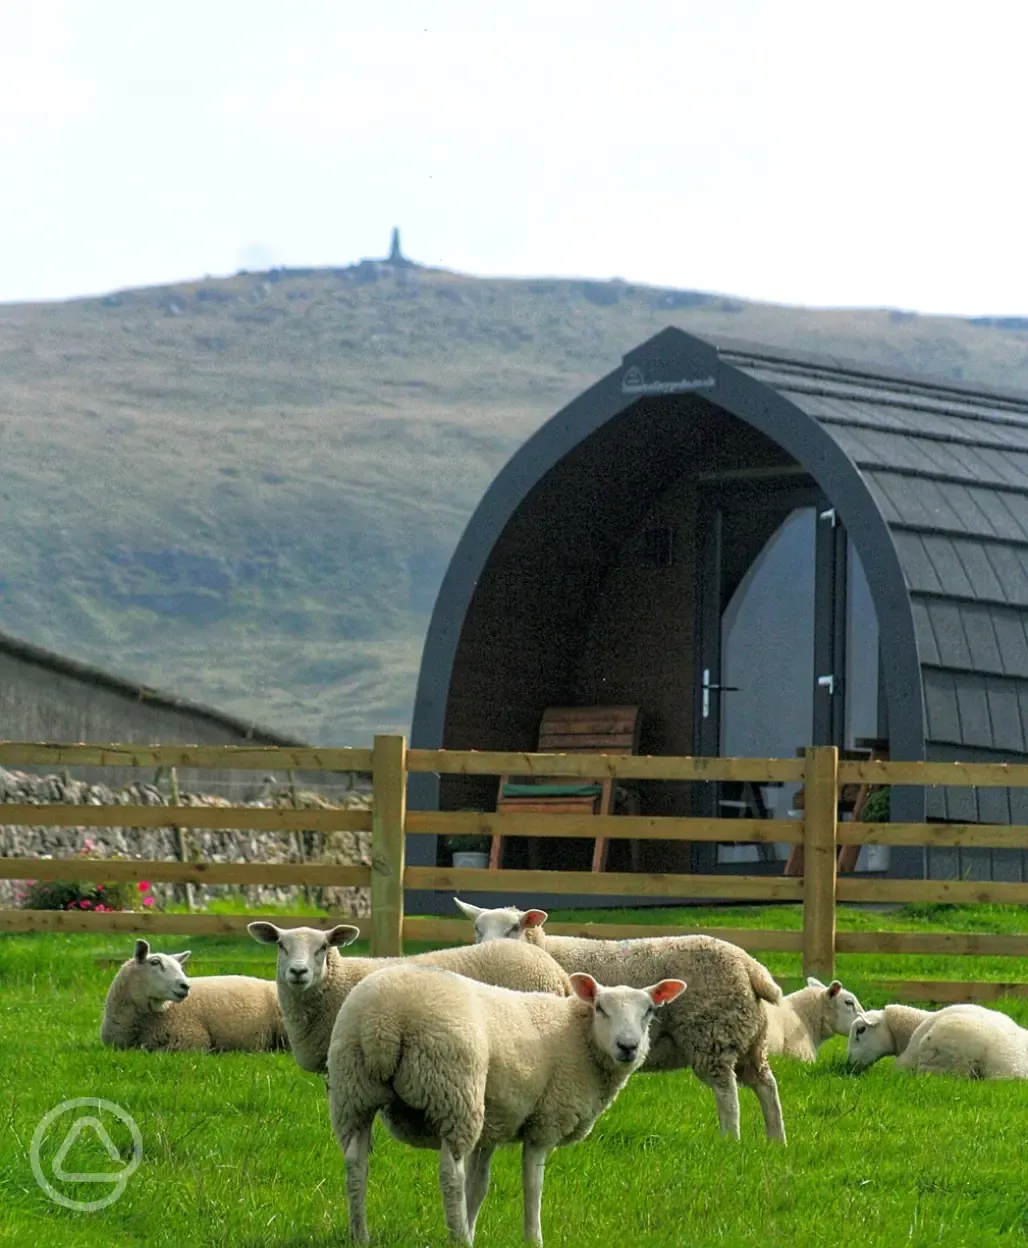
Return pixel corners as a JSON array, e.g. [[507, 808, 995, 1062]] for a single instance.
[[452, 851, 489, 869]]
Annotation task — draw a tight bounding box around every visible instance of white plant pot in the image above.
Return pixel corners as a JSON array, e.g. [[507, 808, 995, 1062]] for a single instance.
[[452, 851, 489, 869]]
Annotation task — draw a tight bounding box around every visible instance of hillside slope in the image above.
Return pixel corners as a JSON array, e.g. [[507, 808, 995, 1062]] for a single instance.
[[1, 262, 1026, 743]]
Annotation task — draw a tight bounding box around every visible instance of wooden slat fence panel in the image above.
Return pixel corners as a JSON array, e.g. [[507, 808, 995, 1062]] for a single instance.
[[4, 737, 1028, 999]]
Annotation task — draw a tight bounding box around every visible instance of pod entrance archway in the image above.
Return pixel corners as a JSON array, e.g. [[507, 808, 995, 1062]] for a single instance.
[[693, 478, 850, 873]]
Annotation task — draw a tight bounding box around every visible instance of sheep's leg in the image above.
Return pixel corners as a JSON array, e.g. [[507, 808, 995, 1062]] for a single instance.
[[465, 1144, 495, 1240], [440, 1142, 472, 1245], [738, 1058, 787, 1143], [522, 1143, 550, 1247], [342, 1120, 374, 1245], [698, 1068, 741, 1139]]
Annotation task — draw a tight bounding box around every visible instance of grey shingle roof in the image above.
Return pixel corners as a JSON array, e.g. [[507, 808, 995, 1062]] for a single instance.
[[720, 341, 1028, 820]]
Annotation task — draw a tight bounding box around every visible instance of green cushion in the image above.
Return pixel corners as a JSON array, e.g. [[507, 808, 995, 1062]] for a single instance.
[[501, 783, 603, 798]]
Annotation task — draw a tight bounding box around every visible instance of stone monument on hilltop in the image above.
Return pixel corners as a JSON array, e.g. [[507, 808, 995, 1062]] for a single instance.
[[387, 227, 414, 268]]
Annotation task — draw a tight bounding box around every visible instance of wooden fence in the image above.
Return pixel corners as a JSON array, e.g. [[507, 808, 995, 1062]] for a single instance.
[[3, 738, 1028, 1001]]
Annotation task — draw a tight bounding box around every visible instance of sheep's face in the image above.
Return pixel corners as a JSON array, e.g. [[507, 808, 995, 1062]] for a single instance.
[[248, 922, 359, 991], [453, 898, 547, 943], [808, 976, 864, 1036], [847, 1010, 890, 1067], [570, 973, 686, 1068], [131, 940, 191, 1004]]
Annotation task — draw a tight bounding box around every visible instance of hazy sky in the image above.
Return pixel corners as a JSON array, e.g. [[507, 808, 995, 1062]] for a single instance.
[[2, 0, 1026, 315]]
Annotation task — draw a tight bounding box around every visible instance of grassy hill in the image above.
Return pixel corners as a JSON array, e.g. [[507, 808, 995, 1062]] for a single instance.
[[1, 260, 1026, 743]]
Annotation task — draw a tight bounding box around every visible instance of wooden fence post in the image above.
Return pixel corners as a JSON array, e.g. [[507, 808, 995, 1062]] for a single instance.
[[371, 734, 407, 957], [169, 766, 196, 913], [802, 745, 838, 980]]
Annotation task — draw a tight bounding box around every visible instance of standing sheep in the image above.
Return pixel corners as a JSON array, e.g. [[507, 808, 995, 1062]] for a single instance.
[[100, 939, 287, 1052], [328, 962, 686, 1246], [847, 1004, 935, 1068], [454, 898, 786, 1142], [896, 1004, 1028, 1079], [763, 976, 864, 1061], [247, 922, 570, 1073]]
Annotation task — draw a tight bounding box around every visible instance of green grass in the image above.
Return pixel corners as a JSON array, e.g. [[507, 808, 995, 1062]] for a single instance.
[[3, 906, 1028, 1246]]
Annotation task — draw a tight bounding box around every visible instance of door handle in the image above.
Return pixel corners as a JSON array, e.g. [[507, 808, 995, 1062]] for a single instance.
[[702, 669, 740, 719]]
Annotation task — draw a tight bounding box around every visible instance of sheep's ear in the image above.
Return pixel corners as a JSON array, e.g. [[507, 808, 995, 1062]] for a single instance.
[[828, 980, 842, 997], [248, 921, 282, 945], [521, 909, 548, 930], [806, 976, 826, 989], [173, 950, 191, 966], [569, 973, 599, 1003], [454, 898, 484, 920], [647, 979, 687, 1007], [327, 925, 360, 948], [134, 939, 150, 962]]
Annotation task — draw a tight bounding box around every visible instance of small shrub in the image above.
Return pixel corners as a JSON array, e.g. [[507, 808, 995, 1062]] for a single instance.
[[860, 787, 890, 822], [443, 834, 491, 855], [17, 842, 158, 912]]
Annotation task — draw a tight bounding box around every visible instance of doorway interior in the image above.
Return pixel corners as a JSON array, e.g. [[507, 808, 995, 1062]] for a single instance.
[[694, 477, 886, 873]]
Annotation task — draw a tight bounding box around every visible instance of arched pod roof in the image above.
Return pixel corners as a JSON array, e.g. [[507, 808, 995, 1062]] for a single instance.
[[413, 326, 1028, 825]]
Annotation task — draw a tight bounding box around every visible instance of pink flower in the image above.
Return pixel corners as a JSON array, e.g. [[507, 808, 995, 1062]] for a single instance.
[[94, 904, 107, 912], [83, 839, 95, 853], [65, 901, 75, 910], [95, 885, 104, 892], [138, 881, 151, 893], [142, 896, 155, 908], [79, 899, 92, 909]]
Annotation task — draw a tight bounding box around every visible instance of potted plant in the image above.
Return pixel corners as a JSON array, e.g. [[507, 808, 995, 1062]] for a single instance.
[[443, 832, 491, 870], [859, 786, 890, 872]]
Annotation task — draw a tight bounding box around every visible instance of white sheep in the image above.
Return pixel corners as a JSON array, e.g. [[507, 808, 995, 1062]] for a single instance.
[[847, 1004, 935, 1068], [454, 898, 786, 1142], [328, 961, 686, 1246], [247, 921, 571, 1074], [896, 1004, 1028, 1079], [100, 939, 287, 1052], [763, 976, 864, 1061]]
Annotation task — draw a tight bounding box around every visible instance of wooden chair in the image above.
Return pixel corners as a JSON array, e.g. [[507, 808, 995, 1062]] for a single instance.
[[784, 739, 890, 876], [491, 705, 642, 873]]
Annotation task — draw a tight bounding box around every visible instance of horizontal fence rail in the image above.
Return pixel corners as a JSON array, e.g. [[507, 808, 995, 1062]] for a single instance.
[[0, 803, 371, 833], [3, 737, 1028, 1004], [408, 748, 806, 782], [405, 810, 803, 842], [0, 742, 374, 773]]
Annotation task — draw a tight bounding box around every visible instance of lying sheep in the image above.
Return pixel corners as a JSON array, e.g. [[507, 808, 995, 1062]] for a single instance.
[[763, 976, 863, 1061], [247, 921, 570, 1074], [100, 939, 287, 1052], [454, 898, 786, 1142], [897, 1004, 1028, 1079], [328, 962, 686, 1246], [847, 1004, 935, 1068]]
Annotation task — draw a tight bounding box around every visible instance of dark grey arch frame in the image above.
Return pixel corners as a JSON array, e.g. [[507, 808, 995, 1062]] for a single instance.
[[408, 331, 927, 912]]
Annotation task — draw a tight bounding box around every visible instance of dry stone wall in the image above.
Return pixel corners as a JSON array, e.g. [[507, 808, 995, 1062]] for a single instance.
[[0, 767, 371, 915]]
